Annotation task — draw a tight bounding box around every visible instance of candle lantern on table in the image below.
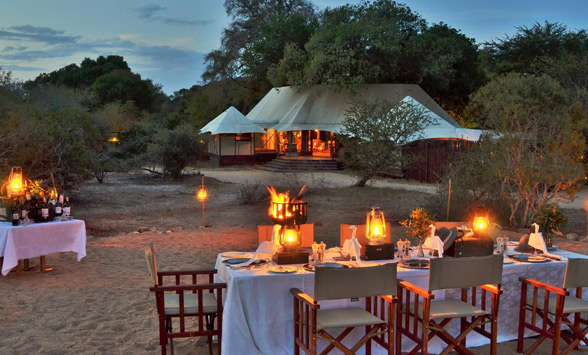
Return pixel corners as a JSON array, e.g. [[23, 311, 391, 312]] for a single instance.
[[472, 205, 490, 238], [445, 205, 494, 257], [267, 186, 309, 265], [363, 206, 395, 260]]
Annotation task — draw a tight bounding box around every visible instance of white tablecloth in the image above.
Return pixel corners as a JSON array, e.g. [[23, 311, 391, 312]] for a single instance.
[[0, 220, 87, 276], [215, 248, 587, 355]]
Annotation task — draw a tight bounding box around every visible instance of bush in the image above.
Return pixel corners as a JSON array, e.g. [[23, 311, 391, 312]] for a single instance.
[[534, 203, 567, 236], [238, 182, 264, 205]]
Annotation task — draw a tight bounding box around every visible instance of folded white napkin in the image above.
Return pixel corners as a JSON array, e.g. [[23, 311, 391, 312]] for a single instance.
[[424, 235, 444, 257], [232, 241, 275, 268], [528, 223, 562, 260], [271, 224, 282, 254], [343, 226, 362, 266]]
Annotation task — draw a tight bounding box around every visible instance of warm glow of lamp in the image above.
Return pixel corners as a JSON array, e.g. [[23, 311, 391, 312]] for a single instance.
[[280, 224, 301, 252], [197, 186, 208, 201], [472, 206, 490, 235], [108, 137, 120, 143], [7, 166, 24, 197], [366, 206, 386, 245]]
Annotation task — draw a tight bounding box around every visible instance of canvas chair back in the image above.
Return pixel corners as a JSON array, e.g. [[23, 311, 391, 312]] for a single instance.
[[314, 263, 397, 301], [145, 244, 158, 286], [563, 258, 588, 288], [428, 254, 503, 291]]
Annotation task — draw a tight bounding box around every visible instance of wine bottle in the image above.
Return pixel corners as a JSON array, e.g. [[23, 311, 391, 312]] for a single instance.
[[54, 194, 63, 219], [11, 206, 19, 226], [18, 197, 27, 221], [63, 196, 71, 219], [41, 197, 49, 222]]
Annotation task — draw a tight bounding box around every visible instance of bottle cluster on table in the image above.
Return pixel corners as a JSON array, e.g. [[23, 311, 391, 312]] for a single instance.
[[11, 191, 71, 226]]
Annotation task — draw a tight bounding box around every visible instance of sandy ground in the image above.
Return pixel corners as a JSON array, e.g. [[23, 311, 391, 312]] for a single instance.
[[1, 170, 587, 354]]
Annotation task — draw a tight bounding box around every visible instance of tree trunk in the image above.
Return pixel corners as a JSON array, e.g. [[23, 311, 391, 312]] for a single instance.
[[355, 172, 376, 187]]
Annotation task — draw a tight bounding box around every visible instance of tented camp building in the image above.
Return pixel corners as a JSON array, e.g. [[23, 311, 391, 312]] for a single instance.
[[201, 84, 481, 182]]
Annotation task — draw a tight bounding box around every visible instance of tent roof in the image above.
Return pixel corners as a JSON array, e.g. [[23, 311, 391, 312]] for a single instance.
[[201, 106, 267, 135], [246, 84, 482, 142]]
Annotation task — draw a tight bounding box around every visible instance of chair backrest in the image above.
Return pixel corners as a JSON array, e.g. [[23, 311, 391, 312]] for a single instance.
[[340, 223, 392, 246], [145, 244, 158, 286], [314, 263, 397, 301], [563, 258, 588, 288], [257, 224, 314, 247], [428, 254, 503, 291]]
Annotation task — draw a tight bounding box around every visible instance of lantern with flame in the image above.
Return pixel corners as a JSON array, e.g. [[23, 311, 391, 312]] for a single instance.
[[7, 167, 25, 197], [366, 206, 386, 245], [197, 176, 208, 226], [280, 225, 301, 252], [472, 205, 490, 237]]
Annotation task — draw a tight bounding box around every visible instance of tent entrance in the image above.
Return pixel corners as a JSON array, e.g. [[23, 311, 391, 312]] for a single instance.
[[278, 130, 336, 157]]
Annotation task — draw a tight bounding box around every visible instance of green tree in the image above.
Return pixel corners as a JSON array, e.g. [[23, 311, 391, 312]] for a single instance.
[[271, 0, 485, 122], [483, 21, 588, 75], [340, 97, 433, 187], [203, 0, 317, 96], [91, 69, 165, 112], [466, 73, 585, 226]]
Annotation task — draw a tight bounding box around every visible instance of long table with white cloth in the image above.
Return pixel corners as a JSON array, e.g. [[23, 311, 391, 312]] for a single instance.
[[0, 220, 87, 276], [215, 247, 587, 354]]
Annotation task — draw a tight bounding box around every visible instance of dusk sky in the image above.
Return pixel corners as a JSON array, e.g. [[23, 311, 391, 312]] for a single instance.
[[1, 0, 587, 95]]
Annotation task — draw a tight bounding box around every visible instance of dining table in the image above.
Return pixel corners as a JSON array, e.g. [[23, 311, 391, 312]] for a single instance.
[[215, 246, 587, 355], [0, 219, 87, 277]]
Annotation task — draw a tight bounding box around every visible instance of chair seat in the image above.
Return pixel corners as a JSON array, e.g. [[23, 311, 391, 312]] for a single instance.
[[317, 307, 385, 330], [531, 295, 588, 314], [412, 300, 489, 319], [164, 292, 217, 315]]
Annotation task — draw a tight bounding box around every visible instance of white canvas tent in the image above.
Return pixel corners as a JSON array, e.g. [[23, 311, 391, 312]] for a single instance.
[[201, 106, 267, 135], [201, 106, 268, 165], [246, 84, 481, 143]]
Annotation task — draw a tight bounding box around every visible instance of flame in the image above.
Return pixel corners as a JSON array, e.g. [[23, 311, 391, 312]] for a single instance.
[[373, 225, 382, 236], [197, 186, 208, 201], [284, 229, 297, 243], [267, 186, 292, 220]]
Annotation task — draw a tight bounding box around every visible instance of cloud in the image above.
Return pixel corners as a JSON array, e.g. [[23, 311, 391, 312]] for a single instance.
[[9, 25, 65, 36], [3, 45, 28, 52], [3, 64, 45, 71], [134, 4, 212, 26], [0, 25, 80, 45]]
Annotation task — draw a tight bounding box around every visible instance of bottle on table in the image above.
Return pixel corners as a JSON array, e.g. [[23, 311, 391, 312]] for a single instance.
[[63, 196, 71, 219], [54, 194, 63, 220], [41, 197, 49, 223], [11, 206, 19, 226]]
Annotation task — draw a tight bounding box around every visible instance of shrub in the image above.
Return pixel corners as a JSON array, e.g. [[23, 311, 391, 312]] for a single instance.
[[238, 182, 263, 205]]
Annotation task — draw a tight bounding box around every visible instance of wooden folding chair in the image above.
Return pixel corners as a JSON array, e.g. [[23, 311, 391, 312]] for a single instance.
[[397, 254, 503, 355], [291, 263, 398, 354], [145, 245, 226, 355], [518, 258, 588, 354]]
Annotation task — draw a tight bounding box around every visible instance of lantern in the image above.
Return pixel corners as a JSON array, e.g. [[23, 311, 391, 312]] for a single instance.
[[197, 185, 208, 201], [7, 166, 24, 197], [280, 224, 301, 252], [366, 206, 386, 245], [197, 176, 208, 226], [472, 206, 490, 236]]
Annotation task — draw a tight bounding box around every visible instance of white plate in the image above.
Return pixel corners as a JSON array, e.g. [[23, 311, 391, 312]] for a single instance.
[[268, 266, 298, 274]]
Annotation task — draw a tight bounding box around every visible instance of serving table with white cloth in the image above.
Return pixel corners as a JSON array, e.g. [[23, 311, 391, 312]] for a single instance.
[[0, 220, 86, 276], [215, 248, 587, 354]]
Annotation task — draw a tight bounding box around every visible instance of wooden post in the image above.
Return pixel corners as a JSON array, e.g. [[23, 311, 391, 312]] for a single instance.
[[446, 179, 452, 221]]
